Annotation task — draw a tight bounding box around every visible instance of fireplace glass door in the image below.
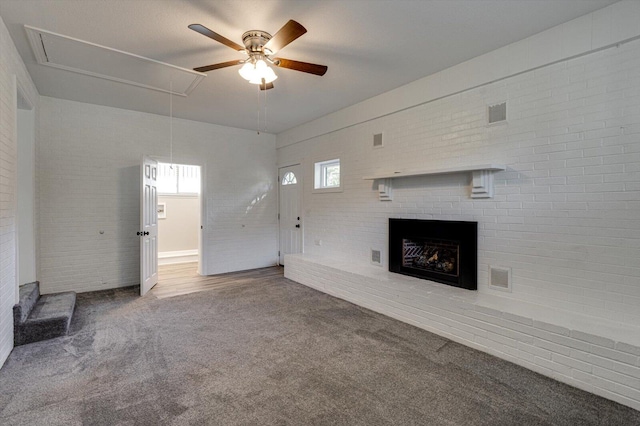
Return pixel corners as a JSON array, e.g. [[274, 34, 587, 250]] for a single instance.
[[389, 219, 477, 290]]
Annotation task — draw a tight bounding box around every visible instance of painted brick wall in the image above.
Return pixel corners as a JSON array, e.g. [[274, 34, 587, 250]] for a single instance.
[[37, 97, 277, 294], [0, 16, 39, 367], [277, 38, 640, 326], [285, 255, 640, 411]]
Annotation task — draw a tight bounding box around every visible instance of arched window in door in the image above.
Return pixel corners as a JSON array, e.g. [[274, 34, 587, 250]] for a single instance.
[[281, 171, 297, 185]]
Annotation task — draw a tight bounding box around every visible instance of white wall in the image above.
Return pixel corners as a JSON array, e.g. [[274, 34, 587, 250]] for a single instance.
[[17, 108, 36, 285], [277, 2, 640, 326], [158, 194, 199, 253], [278, 1, 640, 148], [37, 97, 277, 294], [277, 2, 640, 409], [0, 16, 39, 368]]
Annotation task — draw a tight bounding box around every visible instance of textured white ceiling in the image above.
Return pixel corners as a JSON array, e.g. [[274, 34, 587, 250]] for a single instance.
[[0, 0, 618, 134]]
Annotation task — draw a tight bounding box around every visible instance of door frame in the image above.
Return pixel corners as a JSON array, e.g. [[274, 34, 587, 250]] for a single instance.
[[15, 77, 36, 304], [278, 163, 303, 265], [148, 156, 207, 275]]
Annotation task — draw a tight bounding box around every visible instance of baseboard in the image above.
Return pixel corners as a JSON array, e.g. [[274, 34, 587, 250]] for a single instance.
[[159, 249, 198, 266]]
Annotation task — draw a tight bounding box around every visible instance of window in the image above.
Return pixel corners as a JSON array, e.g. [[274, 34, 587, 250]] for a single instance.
[[281, 171, 297, 185], [314, 158, 341, 192], [157, 163, 201, 195]]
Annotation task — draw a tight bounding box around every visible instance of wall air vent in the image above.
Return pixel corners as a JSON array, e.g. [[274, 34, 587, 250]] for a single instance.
[[373, 133, 384, 148], [489, 266, 511, 292], [488, 102, 507, 124], [371, 249, 382, 266], [24, 26, 205, 96]]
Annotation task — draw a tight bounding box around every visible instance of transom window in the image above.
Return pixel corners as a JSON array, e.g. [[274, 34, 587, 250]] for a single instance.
[[157, 163, 201, 194], [314, 159, 340, 190], [282, 171, 297, 185]]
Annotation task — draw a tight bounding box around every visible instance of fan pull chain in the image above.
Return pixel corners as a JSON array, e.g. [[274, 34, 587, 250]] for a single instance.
[[257, 82, 261, 134], [264, 81, 267, 134], [169, 81, 174, 169]]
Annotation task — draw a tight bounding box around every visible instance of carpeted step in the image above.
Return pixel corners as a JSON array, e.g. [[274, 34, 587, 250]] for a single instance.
[[14, 282, 76, 346], [13, 282, 40, 324]]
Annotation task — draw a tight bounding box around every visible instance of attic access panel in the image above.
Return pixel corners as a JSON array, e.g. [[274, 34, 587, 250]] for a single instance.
[[25, 26, 205, 96]]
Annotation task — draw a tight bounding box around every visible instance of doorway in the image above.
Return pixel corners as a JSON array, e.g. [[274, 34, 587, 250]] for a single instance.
[[278, 164, 302, 265], [156, 162, 202, 273]]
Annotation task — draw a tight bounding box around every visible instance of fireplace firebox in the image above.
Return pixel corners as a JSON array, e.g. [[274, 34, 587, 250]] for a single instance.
[[389, 219, 477, 290]]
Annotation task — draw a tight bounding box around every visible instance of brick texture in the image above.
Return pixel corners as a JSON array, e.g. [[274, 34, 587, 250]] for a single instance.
[[278, 39, 640, 326], [285, 255, 640, 411], [0, 16, 39, 368], [37, 97, 277, 294], [278, 18, 640, 412]]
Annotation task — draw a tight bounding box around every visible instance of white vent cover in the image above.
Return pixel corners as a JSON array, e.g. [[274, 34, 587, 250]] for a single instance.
[[488, 266, 511, 292], [488, 102, 507, 124], [25, 26, 205, 96], [373, 133, 384, 148], [371, 249, 382, 266]]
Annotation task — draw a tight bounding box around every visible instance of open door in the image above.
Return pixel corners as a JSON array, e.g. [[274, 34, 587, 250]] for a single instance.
[[279, 164, 302, 265], [140, 156, 158, 295]]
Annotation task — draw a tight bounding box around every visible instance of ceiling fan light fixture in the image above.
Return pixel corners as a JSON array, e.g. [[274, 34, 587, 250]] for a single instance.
[[238, 62, 255, 80], [248, 70, 277, 85], [241, 58, 278, 84], [264, 67, 278, 83]]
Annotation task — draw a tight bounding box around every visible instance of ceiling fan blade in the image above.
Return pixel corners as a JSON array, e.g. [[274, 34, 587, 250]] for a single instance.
[[188, 24, 244, 51], [263, 20, 307, 54], [260, 82, 275, 91], [274, 58, 328, 76], [193, 60, 242, 73]]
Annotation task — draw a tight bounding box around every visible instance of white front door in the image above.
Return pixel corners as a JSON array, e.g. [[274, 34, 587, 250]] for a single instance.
[[140, 156, 158, 295], [279, 164, 302, 265]]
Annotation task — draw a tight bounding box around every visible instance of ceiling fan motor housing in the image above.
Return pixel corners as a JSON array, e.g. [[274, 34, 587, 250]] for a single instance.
[[242, 30, 273, 54]]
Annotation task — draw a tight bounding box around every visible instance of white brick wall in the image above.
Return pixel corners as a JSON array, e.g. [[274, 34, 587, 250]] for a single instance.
[[278, 1, 640, 148], [37, 97, 277, 294], [285, 255, 640, 411], [278, 37, 640, 326], [0, 16, 39, 368], [277, 7, 640, 411]]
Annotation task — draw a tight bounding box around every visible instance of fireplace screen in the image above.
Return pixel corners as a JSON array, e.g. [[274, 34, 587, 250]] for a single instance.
[[389, 219, 477, 290], [402, 238, 459, 277]]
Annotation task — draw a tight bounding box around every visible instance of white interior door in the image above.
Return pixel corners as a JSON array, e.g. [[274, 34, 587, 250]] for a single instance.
[[279, 164, 302, 265], [140, 156, 158, 295]]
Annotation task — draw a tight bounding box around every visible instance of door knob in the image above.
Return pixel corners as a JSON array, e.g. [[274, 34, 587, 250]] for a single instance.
[[295, 224, 300, 228], [144, 231, 149, 235]]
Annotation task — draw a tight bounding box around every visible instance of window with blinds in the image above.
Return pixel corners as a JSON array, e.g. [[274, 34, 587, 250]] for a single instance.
[[157, 163, 201, 195]]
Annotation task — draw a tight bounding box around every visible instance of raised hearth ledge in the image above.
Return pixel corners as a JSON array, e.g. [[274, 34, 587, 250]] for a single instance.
[[363, 164, 506, 201], [284, 253, 640, 411]]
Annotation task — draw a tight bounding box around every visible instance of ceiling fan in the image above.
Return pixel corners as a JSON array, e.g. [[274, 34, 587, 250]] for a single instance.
[[189, 20, 328, 90]]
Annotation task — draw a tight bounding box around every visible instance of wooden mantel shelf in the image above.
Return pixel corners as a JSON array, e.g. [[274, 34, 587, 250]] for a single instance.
[[362, 164, 506, 180], [363, 164, 506, 201]]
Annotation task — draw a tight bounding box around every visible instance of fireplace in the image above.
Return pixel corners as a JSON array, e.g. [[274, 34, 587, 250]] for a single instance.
[[389, 219, 477, 290]]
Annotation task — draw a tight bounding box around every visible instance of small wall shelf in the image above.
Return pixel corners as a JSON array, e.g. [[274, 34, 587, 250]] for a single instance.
[[363, 164, 506, 201]]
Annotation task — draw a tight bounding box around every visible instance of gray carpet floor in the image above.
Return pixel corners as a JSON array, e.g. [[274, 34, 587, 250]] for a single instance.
[[1, 272, 639, 425]]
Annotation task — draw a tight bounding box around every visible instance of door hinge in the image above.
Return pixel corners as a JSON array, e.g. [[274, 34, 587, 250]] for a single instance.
[[278, 213, 280, 220], [278, 251, 280, 257]]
